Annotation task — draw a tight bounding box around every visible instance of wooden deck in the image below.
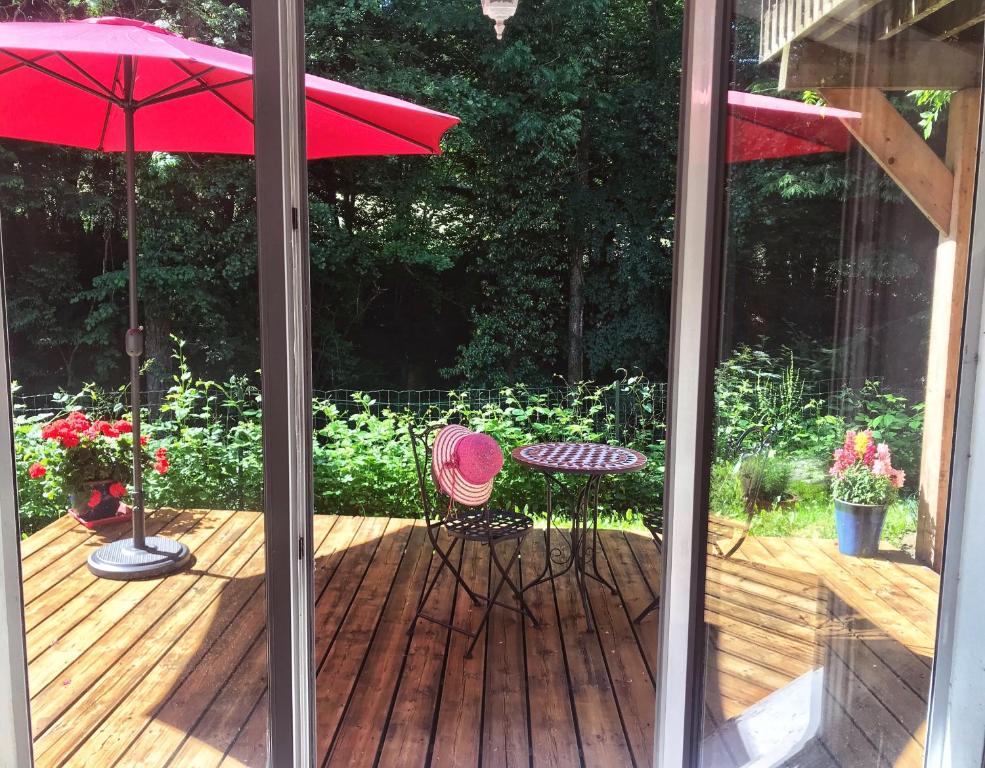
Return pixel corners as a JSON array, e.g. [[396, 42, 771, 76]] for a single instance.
[[21, 509, 938, 767]]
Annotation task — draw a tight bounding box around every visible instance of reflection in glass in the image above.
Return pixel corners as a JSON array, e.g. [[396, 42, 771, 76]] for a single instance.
[[699, 0, 983, 764]]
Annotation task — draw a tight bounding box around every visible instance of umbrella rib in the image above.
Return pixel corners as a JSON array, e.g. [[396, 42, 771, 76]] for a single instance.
[[96, 56, 123, 152], [54, 52, 117, 99], [136, 75, 252, 110], [0, 49, 121, 104], [166, 60, 253, 125], [0, 50, 55, 79], [140, 63, 218, 104], [305, 94, 438, 153]]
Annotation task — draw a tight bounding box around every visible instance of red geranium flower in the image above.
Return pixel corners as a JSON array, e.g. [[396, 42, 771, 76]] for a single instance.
[[140, 435, 148, 446], [113, 420, 133, 434], [28, 462, 46, 479], [87, 489, 102, 509], [109, 482, 127, 499], [60, 433, 80, 448], [40, 419, 66, 440], [154, 459, 170, 475], [94, 420, 120, 438], [65, 411, 91, 432]]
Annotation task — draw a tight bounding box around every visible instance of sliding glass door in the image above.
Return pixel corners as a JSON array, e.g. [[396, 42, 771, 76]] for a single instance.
[[659, 0, 985, 763]]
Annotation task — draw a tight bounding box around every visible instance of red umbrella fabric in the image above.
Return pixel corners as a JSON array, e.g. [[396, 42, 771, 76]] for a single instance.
[[727, 91, 860, 164], [0, 16, 459, 157]]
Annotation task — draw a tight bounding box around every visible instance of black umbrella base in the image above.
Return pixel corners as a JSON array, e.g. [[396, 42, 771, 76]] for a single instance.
[[87, 536, 192, 580]]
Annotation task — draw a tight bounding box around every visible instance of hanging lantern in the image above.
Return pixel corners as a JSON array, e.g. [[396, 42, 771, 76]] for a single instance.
[[481, 0, 518, 39]]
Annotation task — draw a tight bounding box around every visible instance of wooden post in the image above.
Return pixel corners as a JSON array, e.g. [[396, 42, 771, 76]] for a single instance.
[[916, 88, 981, 570]]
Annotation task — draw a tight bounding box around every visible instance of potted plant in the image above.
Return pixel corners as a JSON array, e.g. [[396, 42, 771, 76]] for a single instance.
[[829, 429, 904, 557], [28, 411, 169, 525]]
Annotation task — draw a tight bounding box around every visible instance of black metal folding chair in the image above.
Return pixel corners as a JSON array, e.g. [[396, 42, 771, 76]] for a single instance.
[[408, 423, 539, 657], [633, 424, 779, 624]]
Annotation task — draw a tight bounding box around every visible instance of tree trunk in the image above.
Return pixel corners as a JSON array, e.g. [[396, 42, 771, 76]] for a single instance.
[[143, 315, 172, 399], [567, 133, 590, 384], [567, 243, 585, 383]]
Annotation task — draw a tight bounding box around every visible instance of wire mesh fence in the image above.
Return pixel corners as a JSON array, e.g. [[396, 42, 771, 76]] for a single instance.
[[12, 381, 670, 442], [11, 377, 924, 444]]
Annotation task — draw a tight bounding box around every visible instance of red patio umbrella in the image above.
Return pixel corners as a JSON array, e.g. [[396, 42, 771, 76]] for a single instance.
[[727, 91, 860, 164], [0, 16, 459, 579]]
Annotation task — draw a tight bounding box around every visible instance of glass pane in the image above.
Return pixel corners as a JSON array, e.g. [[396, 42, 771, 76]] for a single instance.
[[2, 6, 269, 765], [698, 1, 983, 765], [304, 1, 673, 765]]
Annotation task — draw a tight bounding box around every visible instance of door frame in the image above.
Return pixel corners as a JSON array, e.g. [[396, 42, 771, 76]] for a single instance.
[[0, 235, 34, 767], [653, 0, 730, 761], [251, 0, 316, 764]]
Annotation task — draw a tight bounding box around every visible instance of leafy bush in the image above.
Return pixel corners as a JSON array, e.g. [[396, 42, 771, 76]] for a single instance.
[[738, 454, 793, 505], [709, 462, 745, 519], [11, 341, 924, 546], [714, 346, 923, 492], [715, 347, 816, 459], [14, 349, 666, 530], [833, 383, 923, 484]]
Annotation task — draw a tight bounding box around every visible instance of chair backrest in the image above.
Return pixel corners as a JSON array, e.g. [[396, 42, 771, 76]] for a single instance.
[[732, 424, 780, 515], [408, 422, 441, 525], [641, 507, 663, 542]]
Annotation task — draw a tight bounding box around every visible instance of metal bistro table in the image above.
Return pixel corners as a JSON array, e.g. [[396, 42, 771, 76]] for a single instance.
[[512, 442, 647, 632]]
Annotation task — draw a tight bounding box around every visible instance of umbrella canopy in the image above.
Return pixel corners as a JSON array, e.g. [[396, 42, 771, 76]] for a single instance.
[[0, 16, 459, 157], [727, 91, 860, 164], [0, 16, 459, 579]]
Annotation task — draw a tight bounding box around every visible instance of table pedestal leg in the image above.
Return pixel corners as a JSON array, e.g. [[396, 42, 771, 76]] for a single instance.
[[523, 472, 617, 633], [525, 472, 573, 591], [572, 475, 618, 632]]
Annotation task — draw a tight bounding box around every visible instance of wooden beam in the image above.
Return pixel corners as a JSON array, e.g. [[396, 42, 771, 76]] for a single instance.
[[811, 0, 903, 45], [916, 88, 982, 570], [878, 0, 956, 39], [922, 0, 985, 39], [781, 41, 981, 91], [821, 88, 955, 234]]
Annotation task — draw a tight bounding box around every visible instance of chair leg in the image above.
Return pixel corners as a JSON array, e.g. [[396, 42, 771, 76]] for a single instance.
[[424, 523, 484, 606], [465, 538, 532, 658], [409, 537, 459, 635], [489, 536, 540, 627], [433, 535, 484, 606], [634, 595, 660, 624]]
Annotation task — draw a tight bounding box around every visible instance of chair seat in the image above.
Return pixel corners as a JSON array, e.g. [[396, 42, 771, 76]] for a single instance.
[[445, 508, 533, 541]]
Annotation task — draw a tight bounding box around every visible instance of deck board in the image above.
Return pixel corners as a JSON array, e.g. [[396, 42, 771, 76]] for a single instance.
[[19, 510, 940, 767]]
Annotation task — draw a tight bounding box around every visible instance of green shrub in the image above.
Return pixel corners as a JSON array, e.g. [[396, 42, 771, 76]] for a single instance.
[[709, 462, 744, 519], [14, 348, 666, 527], [738, 454, 793, 505], [11, 341, 923, 546]]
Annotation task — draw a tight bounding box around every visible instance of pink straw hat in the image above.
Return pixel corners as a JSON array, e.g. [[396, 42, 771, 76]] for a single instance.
[[431, 426, 504, 507]]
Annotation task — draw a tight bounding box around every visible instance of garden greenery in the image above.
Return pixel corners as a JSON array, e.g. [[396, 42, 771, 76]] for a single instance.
[[13, 344, 924, 542]]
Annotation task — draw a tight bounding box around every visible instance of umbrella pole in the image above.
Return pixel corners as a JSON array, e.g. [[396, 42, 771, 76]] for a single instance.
[[87, 57, 191, 580], [124, 97, 145, 550]]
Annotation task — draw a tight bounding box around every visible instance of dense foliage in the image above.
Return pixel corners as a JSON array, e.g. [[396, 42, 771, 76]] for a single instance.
[[13, 345, 925, 544], [0, 0, 944, 403], [14, 349, 667, 533], [0, 0, 681, 393]]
